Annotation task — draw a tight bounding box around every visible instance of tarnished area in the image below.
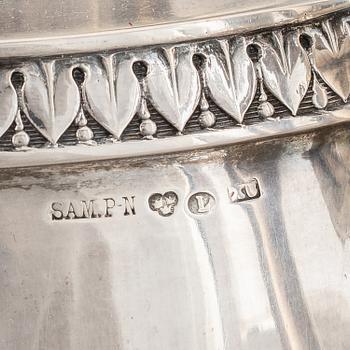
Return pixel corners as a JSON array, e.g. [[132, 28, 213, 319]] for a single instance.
[[0, 124, 349, 349]]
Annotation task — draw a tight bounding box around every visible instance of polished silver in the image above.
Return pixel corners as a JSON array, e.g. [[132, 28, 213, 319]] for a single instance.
[[144, 45, 201, 132], [82, 55, 141, 140], [202, 38, 257, 123], [1, 1, 350, 350], [256, 31, 312, 115], [21, 61, 81, 145], [1, 124, 350, 350], [1, 13, 350, 162], [0, 0, 348, 57], [305, 16, 350, 102]]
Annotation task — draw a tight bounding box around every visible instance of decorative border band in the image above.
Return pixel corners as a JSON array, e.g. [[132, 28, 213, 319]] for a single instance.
[[1, 109, 349, 169], [0, 11, 349, 155]]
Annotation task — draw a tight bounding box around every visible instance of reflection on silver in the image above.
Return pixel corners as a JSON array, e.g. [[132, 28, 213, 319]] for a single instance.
[[0, 12, 350, 157], [1, 1, 350, 350], [0, 125, 349, 349], [202, 38, 257, 123], [256, 31, 311, 115], [0, 0, 348, 57], [21, 61, 81, 144], [82, 55, 141, 140], [305, 16, 350, 102], [144, 45, 201, 132], [0, 69, 17, 139]]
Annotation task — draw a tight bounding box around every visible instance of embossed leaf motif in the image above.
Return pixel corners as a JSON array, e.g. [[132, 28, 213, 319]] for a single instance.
[[204, 38, 257, 123], [83, 55, 141, 139], [304, 18, 350, 102], [22, 61, 80, 144], [258, 31, 311, 115], [144, 46, 201, 131], [0, 69, 17, 138]]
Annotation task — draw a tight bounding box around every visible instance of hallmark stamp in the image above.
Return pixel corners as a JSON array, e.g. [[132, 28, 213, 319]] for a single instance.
[[188, 192, 215, 215], [50, 179, 261, 221], [148, 191, 178, 217], [51, 196, 136, 220], [228, 178, 261, 203]]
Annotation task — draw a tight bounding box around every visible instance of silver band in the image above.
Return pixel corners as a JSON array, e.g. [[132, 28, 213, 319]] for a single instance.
[[0, 0, 348, 58], [0, 8, 349, 167]]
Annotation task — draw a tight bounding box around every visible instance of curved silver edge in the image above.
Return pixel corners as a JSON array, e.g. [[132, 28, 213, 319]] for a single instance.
[[1, 106, 349, 169], [0, 1, 349, 59]]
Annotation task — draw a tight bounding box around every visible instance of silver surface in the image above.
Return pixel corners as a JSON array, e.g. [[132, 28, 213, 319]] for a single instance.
[[0, 111, 348, 168], [0, 0, 348, 57], [0, 1, 349, 349], [0, 124, 349, 349], [1, 13, 350, 164]]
